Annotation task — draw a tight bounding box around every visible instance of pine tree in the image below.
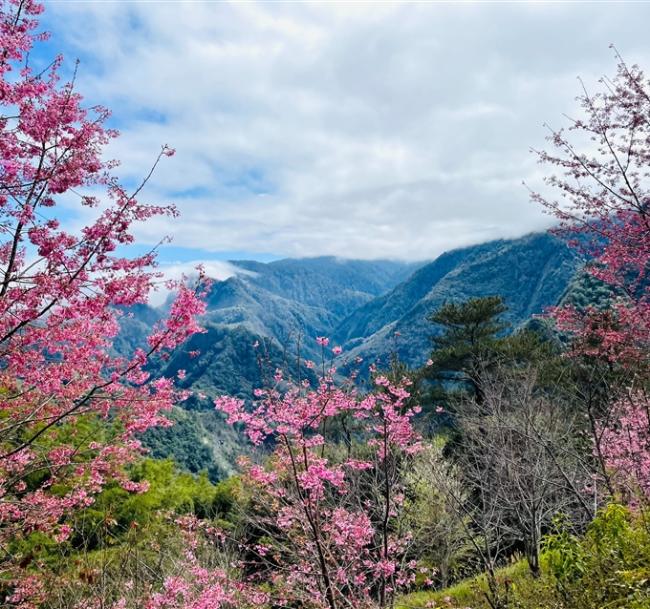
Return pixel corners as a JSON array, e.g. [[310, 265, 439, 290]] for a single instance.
[[423, 295, 508, 407]]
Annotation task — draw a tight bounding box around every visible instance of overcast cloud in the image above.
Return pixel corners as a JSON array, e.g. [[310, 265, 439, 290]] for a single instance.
[[44, 1, 650, 262]]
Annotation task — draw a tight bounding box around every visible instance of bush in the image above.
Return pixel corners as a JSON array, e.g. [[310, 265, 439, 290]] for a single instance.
[[543, 504, 650, 609]]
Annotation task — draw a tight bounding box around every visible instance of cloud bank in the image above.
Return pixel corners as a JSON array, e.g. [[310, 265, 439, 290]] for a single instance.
[[44, 1, 650, 261]]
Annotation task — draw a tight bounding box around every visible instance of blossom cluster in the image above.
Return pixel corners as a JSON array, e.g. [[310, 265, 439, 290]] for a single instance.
[[599, 391, 650, 503], [533, 52, 650, 370], [215, 355, 422, 609]]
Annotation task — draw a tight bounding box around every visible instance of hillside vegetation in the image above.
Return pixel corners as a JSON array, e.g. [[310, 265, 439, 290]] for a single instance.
[[129, 233, 582, 475]]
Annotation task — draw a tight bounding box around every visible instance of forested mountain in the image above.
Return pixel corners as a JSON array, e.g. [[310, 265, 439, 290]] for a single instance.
[[117, 257, 419, 383], [131, 233, 581, 397], [132, 233, 581, 476], [198, 257, 421, 361], [333, 232, 581, 368], [136, 258, 420, 475], [231, 256, 419, 316]]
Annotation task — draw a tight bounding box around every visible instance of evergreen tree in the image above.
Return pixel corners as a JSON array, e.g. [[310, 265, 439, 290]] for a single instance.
[[423, 296, 508, 407], [420, 296, 562, 417]]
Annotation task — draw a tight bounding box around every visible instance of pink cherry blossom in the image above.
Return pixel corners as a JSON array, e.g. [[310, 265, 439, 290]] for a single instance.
[[532, 53, 650, 510], [0, 2, 207, 603], [599, 391, 650, 503], [533, 52, 649, 370], [214, 359, 422, 609]]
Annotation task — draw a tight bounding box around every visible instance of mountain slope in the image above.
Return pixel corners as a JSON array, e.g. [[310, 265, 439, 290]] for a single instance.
[[333, 233, 581, 368], [134, 259, 418, 477], [200, 257, 421, 361], [123, 235, 581, 479], [232, 257, 420, 318], [333, 246, 481, 345], [160, 323, 317, 402]]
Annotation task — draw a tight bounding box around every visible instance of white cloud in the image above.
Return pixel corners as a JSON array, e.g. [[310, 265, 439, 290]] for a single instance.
[[149, 260, 249, 306], [44, 1, 650, 261]]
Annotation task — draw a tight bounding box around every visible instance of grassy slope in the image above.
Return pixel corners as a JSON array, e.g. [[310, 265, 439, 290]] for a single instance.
[[398, 561, 557, 609]]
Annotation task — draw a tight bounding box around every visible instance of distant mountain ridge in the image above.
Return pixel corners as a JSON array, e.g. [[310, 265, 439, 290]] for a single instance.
[[231, 256, 420, 314], [131, 234, 581, 390], [333, 232, 580, 369], [117, 258, 419, 394], [198, 257, 422, 363], [125, 233, 582, 479]]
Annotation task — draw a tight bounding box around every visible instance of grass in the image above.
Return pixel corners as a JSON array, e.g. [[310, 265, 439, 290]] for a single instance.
[[397, 561, 557, 609]]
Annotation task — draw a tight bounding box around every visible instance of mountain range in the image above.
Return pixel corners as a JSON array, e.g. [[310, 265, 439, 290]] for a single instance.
[[333, 232, 579, 369], [128, 231, 582, 478]]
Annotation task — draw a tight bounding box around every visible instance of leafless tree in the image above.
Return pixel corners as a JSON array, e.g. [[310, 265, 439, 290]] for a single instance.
[[421, 360, 592, 609], [457, 363, 591, 578], [406, 442, 476, 588], [425, 433, 512, 609]]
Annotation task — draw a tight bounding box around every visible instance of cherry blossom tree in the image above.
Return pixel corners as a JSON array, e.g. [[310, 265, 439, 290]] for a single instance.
[[0, 0, 206, 603], [107, 516, 267, 609], [215, 357, 423, 609], [532, 48, 649, 369], [532, 50, 650, 504], [599, 389, 650, 504]]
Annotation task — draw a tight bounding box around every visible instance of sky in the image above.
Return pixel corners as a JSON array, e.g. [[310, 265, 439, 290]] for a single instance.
[[38, 0, 650, 273]]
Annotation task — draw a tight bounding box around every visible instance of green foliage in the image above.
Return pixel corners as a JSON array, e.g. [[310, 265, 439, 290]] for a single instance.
[[29, 457, 245, 609], [544, 504, 650, 609], [141, 406, 239, 481], [402, 505, 650, 609], [16, 458, 241, 576], [398, 561, 539, 609], [82, 459, 238, 536], [561, 270, 619, 312], [418, 296, 562, 416], [211, 475, 244, 524], [429, 296, 508, 343], [411, 295, 505, 419], [406, 441, 479, 587], [424, 295, 506, 396], [543, 516, 586, 593]]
